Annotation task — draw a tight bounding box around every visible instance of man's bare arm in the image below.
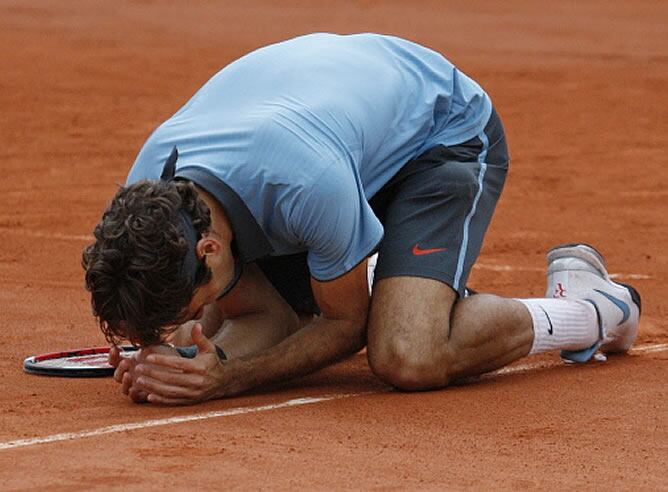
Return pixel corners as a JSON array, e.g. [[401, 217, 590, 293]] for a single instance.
[[165, 304, 224, 346], [110, 263, 301, 402], [132, 260, 370, 404]]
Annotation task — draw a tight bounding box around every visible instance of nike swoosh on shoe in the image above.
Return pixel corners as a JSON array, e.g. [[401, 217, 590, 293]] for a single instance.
[[594, 289, 630, 324]]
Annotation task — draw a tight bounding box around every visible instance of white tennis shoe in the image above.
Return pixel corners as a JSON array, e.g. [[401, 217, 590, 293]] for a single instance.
[[545, 243, 641, 362]]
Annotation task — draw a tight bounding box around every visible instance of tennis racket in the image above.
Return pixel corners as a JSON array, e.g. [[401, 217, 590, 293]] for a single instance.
[[23, 346, 138, 377]]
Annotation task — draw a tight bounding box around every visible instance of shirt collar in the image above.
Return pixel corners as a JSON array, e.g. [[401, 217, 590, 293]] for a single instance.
[[174, 166, 275, 263]]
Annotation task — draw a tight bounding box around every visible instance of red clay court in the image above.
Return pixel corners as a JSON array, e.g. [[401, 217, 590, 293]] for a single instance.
[[1, 1, 666, 489]]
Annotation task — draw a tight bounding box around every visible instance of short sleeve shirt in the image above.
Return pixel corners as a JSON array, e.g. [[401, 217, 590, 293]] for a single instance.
[[126, 33, 492, 281]]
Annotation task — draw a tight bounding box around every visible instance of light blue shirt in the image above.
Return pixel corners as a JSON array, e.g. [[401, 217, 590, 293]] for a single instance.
[[127, 33, 492, 280]]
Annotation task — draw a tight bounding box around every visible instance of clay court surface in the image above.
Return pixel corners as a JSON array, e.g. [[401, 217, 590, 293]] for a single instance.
[[1, 0, 666, 489]]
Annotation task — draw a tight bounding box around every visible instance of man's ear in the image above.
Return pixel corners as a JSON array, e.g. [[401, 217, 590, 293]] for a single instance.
[[196, 237, 222, 258]]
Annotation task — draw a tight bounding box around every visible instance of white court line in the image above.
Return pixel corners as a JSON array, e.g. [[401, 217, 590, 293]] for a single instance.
[[1, 343, 666, 452], [473, 262, 652, 280], [474, 262, 543, 273], [610, 273, 653, 280], [631, 343, 668, 354], [0, 393, 366, 451], [490, 343, 667, 377], [1, 229, 92, 242]]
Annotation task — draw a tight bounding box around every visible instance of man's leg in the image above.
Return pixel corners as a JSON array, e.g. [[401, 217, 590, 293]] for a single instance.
[[366, 108, 523, 387], [366, 108, 639, 388], [367, 243, 641, 390], [367, 277, 533, 389]]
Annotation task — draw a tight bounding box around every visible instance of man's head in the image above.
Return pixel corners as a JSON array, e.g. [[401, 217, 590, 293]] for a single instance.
[[82, 179, 213, 346]]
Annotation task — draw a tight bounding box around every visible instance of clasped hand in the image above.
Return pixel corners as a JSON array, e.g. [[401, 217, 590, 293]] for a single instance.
[[108, 323, 230, 405]]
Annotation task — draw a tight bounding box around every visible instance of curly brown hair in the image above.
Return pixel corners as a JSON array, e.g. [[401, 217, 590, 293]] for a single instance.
[[82, 179, 212, 346]]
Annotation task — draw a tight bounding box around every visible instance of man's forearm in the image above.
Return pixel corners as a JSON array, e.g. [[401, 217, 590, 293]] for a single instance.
[[218, 315, 366, 397], [210, 306, 301, 359]]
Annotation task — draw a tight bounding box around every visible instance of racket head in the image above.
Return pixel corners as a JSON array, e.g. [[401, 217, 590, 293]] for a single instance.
[[23, 346, 138, 377]]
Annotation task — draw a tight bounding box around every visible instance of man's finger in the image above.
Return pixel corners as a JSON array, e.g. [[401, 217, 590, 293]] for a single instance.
[[135, 374, 200, 400], [146, 393, 193, 406], [108, 345, 120, 367], [114, 358, 132, 383], [135, 363, 204, 389], [129, 387, 149, 403], [144, 354, 208, 374], [122, 371, 132, 395], [191, 323, 216, 354]]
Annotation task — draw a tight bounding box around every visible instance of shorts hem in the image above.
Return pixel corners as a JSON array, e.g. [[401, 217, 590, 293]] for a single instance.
[[372, 268, 465, 297]]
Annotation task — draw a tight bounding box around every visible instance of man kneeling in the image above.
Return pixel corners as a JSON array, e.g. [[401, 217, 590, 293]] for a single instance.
[[83, 33, 640, 405]]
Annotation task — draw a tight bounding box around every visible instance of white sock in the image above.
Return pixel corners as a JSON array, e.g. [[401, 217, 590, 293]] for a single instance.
[[516, 298, 600, 355]]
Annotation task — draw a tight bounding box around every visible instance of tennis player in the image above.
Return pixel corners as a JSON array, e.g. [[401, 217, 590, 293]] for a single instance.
[[83, 33, 641, 404]]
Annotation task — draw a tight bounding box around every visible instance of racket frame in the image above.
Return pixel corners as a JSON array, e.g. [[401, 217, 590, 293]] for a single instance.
[[23, 346, 138, 377]]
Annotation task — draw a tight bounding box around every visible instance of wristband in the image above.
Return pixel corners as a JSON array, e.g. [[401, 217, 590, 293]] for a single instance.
[[174, 344, 227, 360], [215, 344, 227, 360], [174, 345, 197, 358]]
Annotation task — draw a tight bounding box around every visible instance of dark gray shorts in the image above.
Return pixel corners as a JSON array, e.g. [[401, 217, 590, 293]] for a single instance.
[[258, 107, 509, 312], [368, 107, 509, 296]]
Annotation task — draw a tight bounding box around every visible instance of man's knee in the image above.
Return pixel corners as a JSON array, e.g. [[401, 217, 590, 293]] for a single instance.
[[367, 276, 458, 391], [367, 335, 452, 391]]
